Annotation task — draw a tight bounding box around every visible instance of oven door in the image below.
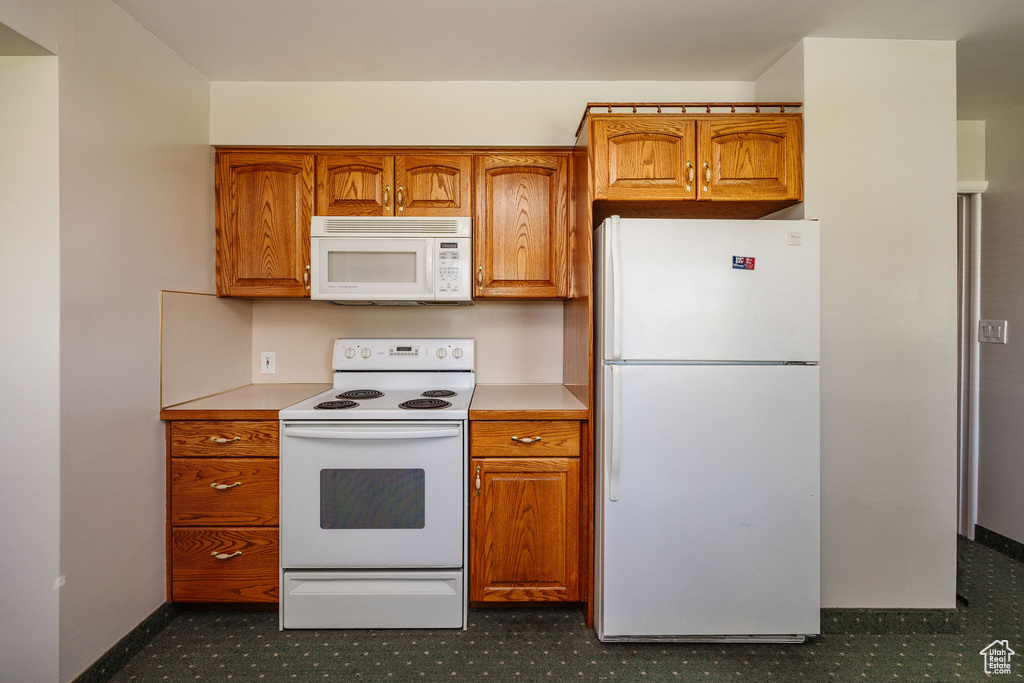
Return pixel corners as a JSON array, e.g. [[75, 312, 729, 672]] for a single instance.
[[280, 421, 464, 568], [311, 237, 433, 301]]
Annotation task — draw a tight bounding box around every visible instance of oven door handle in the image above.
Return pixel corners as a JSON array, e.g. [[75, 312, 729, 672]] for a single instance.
[[283, 425, 461, 440]]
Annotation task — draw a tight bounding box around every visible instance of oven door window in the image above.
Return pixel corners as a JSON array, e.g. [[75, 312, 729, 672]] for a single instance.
[[320, 468, 425, 529]]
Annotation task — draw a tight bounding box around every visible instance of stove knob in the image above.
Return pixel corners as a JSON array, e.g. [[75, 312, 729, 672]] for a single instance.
[[452, 347, 464, 359], [361, 348, 372, 359], [344, 348, 355, 359], [436, 348, 447, 359]]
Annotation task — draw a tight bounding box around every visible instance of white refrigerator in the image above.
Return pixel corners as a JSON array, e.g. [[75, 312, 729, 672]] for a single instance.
[[593, 216, 820, 642]]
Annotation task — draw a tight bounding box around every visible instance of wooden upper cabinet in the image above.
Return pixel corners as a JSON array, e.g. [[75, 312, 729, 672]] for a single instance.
[[698, 116, 803, 201], [587, 112, 803, 208], [215, 150, 313, 298], [474, 153, 570, 299], [316, 154, 392, 216], [592, 116, 696, 201], [316, 153, 471, 216]]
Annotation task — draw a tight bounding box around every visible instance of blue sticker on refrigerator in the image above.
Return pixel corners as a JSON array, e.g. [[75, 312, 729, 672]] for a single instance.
[[732, 256, 756, 270]]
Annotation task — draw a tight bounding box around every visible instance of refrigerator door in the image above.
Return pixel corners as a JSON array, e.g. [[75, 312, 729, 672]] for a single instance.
[[595, 217, 819, 363], [595, 362, 820, 640]]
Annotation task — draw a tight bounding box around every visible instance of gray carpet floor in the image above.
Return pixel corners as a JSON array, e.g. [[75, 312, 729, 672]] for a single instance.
[[106, 536, 1021, 681]]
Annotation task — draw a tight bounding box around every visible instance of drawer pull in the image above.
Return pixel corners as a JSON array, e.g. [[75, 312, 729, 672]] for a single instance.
[[209, 482, 242, 490], [210, 551, 242, 560], [208, 436, 242, 444], [511, 436, 542, 444]]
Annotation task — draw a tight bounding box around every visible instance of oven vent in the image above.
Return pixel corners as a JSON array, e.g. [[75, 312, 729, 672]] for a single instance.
[[312, 216, 471, 238]]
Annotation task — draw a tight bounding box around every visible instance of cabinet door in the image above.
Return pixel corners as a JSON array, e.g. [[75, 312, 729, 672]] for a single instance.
[[474, 153, 570, 298], [592, 116, 697, 201], [394, 154, 472, 216], [216, 151, 313, 297], [470, 457, 580, 602], [316, 153, 394, 216], [697, 116, 803, 201]]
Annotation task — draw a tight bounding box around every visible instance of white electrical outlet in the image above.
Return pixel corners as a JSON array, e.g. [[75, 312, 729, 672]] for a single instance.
[[979, 320, 1008, 344], [261, 352, 276, 373]]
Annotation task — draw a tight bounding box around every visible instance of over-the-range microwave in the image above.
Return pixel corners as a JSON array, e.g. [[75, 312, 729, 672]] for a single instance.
[[310, 216, 472, 304]]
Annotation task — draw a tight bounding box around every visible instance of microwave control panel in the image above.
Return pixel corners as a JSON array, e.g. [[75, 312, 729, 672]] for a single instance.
[[435, 238, 471, 300]]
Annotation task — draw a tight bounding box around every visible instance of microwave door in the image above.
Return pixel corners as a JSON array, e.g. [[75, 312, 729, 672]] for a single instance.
[[314, 238, 430, 300]]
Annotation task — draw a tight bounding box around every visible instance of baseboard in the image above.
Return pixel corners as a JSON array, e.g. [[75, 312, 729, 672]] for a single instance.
[[975, 524, 1024, 563], [820, 607, 962, 634], [71, 602, 181, 683]]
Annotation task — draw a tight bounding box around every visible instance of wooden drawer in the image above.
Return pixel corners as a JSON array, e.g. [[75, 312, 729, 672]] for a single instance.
[[170, 420, 278, 458], [171, 527, 278, 603], [170, 458, 278, 526], [470, 421, 580, 457]]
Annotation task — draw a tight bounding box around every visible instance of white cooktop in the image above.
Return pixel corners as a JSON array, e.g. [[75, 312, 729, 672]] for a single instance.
[[280, 338, 475, 421]]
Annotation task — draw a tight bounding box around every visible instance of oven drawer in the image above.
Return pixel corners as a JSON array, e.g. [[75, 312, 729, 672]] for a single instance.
[[171, 527, 278, 603], [170, 421, 279, 458], [171, 458, 279, 526], [282, 569, 463, 629], [470, 420, 580, 457]]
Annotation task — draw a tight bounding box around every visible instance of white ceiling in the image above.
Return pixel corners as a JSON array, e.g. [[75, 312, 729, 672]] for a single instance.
[[106, 0, 1024, 120]]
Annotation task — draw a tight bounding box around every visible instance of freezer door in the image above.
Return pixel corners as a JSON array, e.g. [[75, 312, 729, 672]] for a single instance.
[[595, 363, 820, 639], [595, 217, 819, 362]]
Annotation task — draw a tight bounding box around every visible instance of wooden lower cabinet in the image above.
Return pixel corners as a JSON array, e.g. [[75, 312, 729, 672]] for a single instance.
[[469, 420, 582, 603], [166, 420, 279, 603]]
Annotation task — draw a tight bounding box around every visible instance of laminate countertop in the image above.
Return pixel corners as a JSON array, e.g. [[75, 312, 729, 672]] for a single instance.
[[159, 383, 331, 420], [469, 384, 589, 420], [159, 382, 589, 421]]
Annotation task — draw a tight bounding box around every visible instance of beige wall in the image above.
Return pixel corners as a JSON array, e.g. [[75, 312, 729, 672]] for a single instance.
[[160, 292, 252, 407], [56, 2, 212, 680], [802, 38, 958, 608], [211, 80, 754, 147], [958, 120, 987, 186], [0, 54, 60, 683], [977, 103, 1024, 544], [250, 300, 565, 384]]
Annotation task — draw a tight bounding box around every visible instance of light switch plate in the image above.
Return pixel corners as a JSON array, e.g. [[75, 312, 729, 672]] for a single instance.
[[979, 320, 1008, 344]]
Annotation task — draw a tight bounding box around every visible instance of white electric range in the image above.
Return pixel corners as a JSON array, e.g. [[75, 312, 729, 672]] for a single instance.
[[278, 338, 474, 630]]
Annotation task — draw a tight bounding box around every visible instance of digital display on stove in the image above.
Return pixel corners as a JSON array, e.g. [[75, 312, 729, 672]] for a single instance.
[[396, 346, 412, 351]]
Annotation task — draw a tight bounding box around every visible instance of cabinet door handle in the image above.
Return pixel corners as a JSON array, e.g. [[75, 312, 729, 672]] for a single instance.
[[475, 465, 481, 497], [396, 185, 404, 213], [476, 265, 483, 290], [210, 551, 242, 560], [511, 436, 542, 444], [685, 161, 694, 191], [383, 185, 390, 211], [703, 161, 711, 192], [304, 264, 310, 290], [208, 436, 242, 444], [209, 482, 242, 490]]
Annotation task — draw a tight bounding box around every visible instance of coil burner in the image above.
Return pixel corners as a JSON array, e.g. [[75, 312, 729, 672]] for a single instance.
[[337, 389, 384, 400], [315, 400, 359, 410], [421, 390, 457, 398], [399, 398, 452, 410]]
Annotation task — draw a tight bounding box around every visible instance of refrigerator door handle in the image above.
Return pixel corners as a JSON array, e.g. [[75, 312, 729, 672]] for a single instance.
[[609, 217, 622, 361], [608, 364, 622, 501]]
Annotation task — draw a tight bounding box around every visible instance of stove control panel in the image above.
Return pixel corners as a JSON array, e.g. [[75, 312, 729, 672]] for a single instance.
[[333, 338, 474, 371]]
